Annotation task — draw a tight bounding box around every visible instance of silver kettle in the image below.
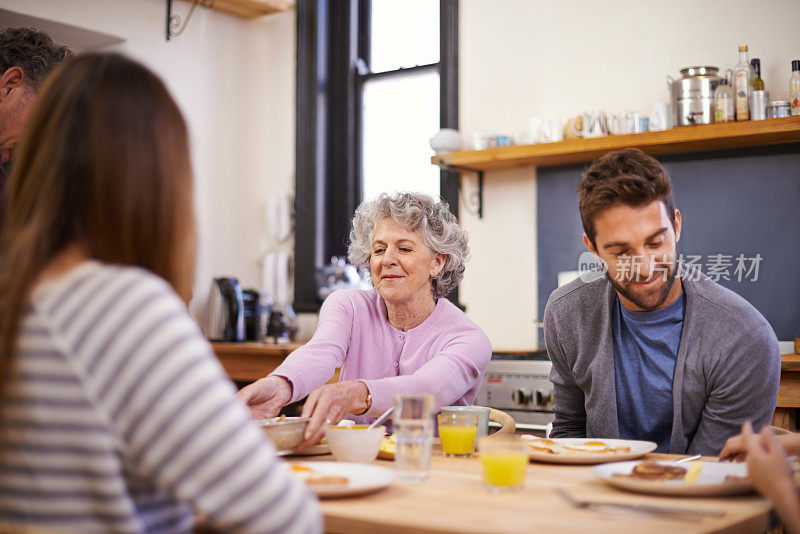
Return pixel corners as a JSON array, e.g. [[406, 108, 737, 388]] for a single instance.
[[207, 277, 245, 342]]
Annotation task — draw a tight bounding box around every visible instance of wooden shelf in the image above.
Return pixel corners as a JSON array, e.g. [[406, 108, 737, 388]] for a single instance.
[[432, 116, 800, 171], [179, 0, 293, 19]]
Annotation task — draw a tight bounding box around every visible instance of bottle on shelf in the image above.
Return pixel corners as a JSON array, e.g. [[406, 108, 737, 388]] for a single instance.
[[733, 44, 755, 121], [749, 58, 769, 120], [714, 79, 735, 122], [791, 60, 800, 116], [750, 59, 765, 90]]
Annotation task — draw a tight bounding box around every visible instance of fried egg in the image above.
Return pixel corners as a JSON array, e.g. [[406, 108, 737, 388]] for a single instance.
[[563, 442, 609, 453]]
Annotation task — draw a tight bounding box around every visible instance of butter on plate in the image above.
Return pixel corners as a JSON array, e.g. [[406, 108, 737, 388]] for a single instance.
[[684, 461, 703, 484]]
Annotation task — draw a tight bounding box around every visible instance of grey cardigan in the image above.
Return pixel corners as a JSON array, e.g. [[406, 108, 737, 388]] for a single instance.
[[544, 270, 780, 455]]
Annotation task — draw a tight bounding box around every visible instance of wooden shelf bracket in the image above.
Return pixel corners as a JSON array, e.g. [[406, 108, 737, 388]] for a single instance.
[[166, 0, 215, 41]]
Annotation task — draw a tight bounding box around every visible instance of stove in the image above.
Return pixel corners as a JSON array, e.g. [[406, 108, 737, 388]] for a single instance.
[[475, 351, 555, 436]]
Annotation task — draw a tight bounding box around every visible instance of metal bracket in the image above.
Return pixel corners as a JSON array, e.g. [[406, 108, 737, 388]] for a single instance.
[[166, 0, 215, 41], [440, 164, 484, 219]]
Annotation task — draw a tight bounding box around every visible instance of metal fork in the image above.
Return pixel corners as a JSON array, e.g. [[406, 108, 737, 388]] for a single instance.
[[554, 488, 725, 522]]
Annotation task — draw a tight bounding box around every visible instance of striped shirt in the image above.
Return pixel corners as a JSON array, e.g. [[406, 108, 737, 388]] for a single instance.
[[0, 261, 321, 533]]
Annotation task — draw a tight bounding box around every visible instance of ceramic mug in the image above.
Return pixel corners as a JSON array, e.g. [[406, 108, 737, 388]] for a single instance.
[[578, 110, 608, 138], [564, 115, 584, 139], [468, 132, 490, 150], [539, 115, 564, 143], [607, 111, 640, 135], [606, 111, 627, 135], [649, 103, 671, 131], [527, 117, 543, 144]]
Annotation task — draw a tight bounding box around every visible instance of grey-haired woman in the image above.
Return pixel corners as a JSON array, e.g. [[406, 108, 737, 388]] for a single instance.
[[238, 192, 491, 446]]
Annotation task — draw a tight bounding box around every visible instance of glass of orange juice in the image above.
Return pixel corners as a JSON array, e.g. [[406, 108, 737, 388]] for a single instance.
[[437, 412, 478, 458], [477, 436, 528, 492]]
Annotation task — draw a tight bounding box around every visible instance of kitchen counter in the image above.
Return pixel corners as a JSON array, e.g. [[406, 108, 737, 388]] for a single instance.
[[210, 344, 800, 429], [779, 354, 800, 409], [211, 342, 302, 383], [294, 451, 773, 534], [775, 354, 800, 431], [782, 353, 800, 372]]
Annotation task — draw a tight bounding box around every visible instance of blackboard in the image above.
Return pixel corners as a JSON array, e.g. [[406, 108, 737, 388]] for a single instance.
[[537, 143, 800, 342]]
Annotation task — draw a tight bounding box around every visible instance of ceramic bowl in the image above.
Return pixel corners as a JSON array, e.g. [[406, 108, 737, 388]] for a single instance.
[[325, 425, 386, 463], [256, 417, 309, 452], [430, 128, 463, 153]]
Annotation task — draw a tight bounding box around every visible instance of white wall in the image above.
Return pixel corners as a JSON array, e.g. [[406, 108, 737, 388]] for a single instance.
[[0, 0, 296, 325], [6, 1, 799, 350], [459, 0, 800, 350]]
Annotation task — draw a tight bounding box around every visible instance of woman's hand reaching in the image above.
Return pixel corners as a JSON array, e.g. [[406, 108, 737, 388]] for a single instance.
[[236, 375, 293, 420], [297, 381, 369, 448]]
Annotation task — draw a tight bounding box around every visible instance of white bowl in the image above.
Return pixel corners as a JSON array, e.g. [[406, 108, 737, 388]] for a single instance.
[[325, 425, 386, 463], [430, 128, 463, 153]]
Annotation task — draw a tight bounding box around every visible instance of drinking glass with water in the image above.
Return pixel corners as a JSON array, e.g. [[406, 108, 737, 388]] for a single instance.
[[393, 394, 434, 483]]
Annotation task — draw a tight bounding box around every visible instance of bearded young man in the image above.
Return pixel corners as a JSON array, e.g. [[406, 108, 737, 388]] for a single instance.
[[543, 148, 780, 455]]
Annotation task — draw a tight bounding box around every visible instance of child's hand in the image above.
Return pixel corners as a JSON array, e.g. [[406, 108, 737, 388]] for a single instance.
[[742, 421, 793, 501]]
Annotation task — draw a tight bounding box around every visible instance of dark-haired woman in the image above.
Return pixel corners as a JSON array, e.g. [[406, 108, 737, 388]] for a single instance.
[[0, 53, 320, 533]]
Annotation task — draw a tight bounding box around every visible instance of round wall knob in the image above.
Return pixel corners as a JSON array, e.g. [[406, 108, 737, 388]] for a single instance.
[[512, 387, 533, 405], [536, 390, 554, 406]]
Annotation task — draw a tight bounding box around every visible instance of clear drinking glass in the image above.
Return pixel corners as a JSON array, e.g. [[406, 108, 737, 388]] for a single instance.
[[393, 394, 434, 483], [437, 412, 478, 458], [477, 436, 528, 493]]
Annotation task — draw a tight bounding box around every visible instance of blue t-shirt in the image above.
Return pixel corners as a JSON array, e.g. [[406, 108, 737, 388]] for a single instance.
[[612, 292, 685, 452]]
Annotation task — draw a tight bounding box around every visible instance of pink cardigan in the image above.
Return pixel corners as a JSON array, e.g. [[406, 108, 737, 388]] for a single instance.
[[271, 289, 492, 420]]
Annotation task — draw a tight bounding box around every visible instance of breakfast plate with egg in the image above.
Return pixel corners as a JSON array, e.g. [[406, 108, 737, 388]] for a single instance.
[[289, 462, 395, 498], [593, 460, 753, 496], [525, 437, 657, 464]]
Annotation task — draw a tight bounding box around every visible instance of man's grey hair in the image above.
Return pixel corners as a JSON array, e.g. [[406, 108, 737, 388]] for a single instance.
[[348, 192, 469, 299], [0, 28, 72, 90]]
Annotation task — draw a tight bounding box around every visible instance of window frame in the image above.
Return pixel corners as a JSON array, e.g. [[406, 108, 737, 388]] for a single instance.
[[294, 0, 460, 313]]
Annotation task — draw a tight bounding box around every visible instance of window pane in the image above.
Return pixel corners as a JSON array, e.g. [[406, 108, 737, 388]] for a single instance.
[[362, 71, 440, 202], [370, 0, 439, 72]]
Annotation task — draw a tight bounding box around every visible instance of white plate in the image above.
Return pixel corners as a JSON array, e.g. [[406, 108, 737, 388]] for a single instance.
[[593, 460, 753, 497], [291, 461, 395, 498], [525, 438, 657, 464]]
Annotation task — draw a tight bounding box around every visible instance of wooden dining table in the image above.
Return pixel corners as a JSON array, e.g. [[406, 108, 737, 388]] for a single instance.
[[290, 448, 776, 534]]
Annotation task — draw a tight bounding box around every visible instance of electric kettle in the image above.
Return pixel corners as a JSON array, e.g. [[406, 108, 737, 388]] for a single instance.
[[207, 277, 245, 342]]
